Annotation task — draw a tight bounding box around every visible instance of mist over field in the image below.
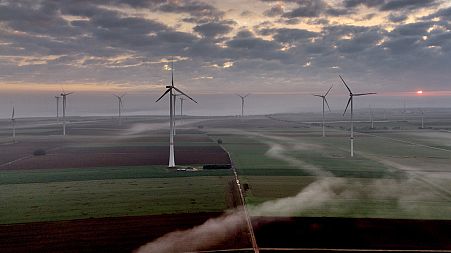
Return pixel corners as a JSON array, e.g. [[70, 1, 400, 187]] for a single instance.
[[1, 92, 449, 119]]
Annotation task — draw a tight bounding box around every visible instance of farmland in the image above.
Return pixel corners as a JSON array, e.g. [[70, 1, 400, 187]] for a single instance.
[[204, 114, 451, 220], [0, 116, 242, 252], [1, 111, 451, 251]]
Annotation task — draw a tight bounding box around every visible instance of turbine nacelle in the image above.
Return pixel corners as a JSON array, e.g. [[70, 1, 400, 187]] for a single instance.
[[156, 86, 197, 104], [312, 85, 333, 112], [340, 75, 376, 116]]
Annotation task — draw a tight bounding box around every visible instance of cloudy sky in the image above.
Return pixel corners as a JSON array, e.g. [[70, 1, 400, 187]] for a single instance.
[[0, 0, 450, 116]]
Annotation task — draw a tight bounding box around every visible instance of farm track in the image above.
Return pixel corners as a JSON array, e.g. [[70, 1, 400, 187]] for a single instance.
[[222, 146, 259, 253]]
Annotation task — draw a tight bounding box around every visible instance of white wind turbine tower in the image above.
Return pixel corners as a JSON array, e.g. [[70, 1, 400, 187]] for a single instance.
[[11, 106, 16, 143], [172, 93, 181, 136], [419, 109, 424, 129], [156, 59, 197, 167], [55, 96, 61, 122], [179, 97, 186, 126], [179, 97, 186, 117], [60, 91, 74, 136], [369, 105, 374, 129], [313, 85, 333, 137], [340, 75, 376, 157], [237, 94, 250, 117], [113, 94, 126, 125]]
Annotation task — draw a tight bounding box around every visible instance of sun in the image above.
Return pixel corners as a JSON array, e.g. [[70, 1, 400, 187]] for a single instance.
[[417, 90, 423, 94]]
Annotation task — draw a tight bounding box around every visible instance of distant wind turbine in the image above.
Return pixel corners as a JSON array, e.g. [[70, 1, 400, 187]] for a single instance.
[[179, 97, 186, 127], [60, 91, 74, 136], [172, 93, 182, 136], [369, 105, 374, 129], [419, 109, 424, 129], [340, 75, 376, 157], [237, 94, 250, 117], [179, 97, 186, 117], [156, 59, 197, 167], [11, 106, 16, 143], [403, 97, 407, 121], [55, 96, 61, 122], [113, 94, 126, 125], [313, 85, 333, 137]]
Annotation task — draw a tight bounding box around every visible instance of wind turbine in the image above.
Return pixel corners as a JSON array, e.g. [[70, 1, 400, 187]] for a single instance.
[[179, 97, 186, 127], [55, 96, 61, 122], [156, 59, 197, 167], [340, 75, 376, 157], [11, 106, 16, 143], [113, 94, 126, 125], [403, 97, 407, 121], [172, 93, 182, 136], [419, 109, 424, 129], [179, 97, 186, 117], [313, 85, 333, 137], [60, 91, 73, 136], [237, 94, 250, 117], [369, 105, 374, 129]]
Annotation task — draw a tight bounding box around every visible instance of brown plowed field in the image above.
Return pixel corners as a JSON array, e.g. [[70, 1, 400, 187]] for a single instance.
[[1, 145, 230, 170], [253, 217, 451, 250], [0, 213, 250, 253]]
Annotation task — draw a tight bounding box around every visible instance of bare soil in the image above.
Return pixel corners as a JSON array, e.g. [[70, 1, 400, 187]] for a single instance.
[[0, 145, 230, 170], [0, 213, 250, 253], [253, 217, 451, 251]]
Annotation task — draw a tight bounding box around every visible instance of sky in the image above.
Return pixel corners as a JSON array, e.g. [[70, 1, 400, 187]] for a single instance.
[[0, 0, 451, 117]]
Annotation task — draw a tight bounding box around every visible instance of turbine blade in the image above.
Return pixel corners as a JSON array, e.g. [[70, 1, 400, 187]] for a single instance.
[[354, 92, 376, 96], [244, 93, 250, 98], [339, 75, 352, 94], [11, 106, 15, 119], [313, 94, 322, 97], [324, 98, 331, 112], [155, 88, 171, 102], [236, 94, 244, 98], [343, 97, 351, 116], [171, 56, 174, 87], [325, 85, 333, 97], [173, 87, 198, 103]]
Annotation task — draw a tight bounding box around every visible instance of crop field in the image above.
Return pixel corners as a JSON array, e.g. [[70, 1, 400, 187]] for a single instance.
[[1, 112, 450, 252], [203, 113, 451, 220], [0, 116, 241, 252]]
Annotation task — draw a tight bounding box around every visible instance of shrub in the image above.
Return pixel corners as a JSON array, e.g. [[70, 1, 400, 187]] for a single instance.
[[217, 138, 223, 144], [203, 164, 231, 170], [33, 149, 46, 156]]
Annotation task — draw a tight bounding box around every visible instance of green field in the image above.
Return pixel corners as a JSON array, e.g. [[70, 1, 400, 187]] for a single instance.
[[1, 114, 451, 225], [0, 119, 234, 225], [0, 174, 230, 224], [206, 118, 451, 220]]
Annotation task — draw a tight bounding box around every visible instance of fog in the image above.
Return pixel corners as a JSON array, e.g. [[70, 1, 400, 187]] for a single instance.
[[0, 91, 449, 119]]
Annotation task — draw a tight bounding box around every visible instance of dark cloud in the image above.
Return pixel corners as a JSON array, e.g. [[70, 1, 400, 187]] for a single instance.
[[343, 0, 438, 11], [258, 28, 317, 43], [0, 0, 450, 93], [343, 0, 384, 8], [282, 0, 325, 18], [261, 0, 350, 18], [193, 21, 234, 38], [380, 0, 438, 11], [263, 5, 284, 17], [390, 22, 432, 36], [156, 0, 224, 22], [388, 13, 408, 23], [425, 6, 451, 21]]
